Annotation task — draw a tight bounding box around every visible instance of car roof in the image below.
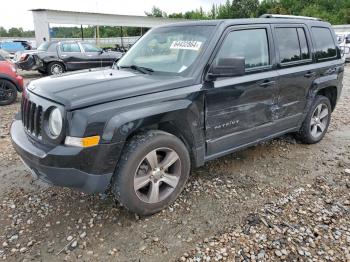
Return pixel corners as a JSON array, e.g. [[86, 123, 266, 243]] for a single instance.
[[158, 18, 331, 28]]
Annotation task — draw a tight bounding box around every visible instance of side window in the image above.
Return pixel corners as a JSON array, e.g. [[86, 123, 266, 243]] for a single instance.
[[61, 43, 81, 53], [216, 29, 269, 69], [297, 28, 310, 60], [81, 43, 101, 52], [275, 27, 310, 63], [311, 27, 337, 60]]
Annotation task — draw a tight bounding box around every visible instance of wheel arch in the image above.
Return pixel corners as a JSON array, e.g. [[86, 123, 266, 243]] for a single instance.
[[315, 86, 337, 111], [44, 59, 67, 72], [101, 99, 206, 167], [0, 74, 21, 92]]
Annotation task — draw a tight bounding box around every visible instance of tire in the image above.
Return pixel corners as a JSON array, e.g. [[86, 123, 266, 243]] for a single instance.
[[47, 62, 65, 76], [298, 95, 332, 144], [0, 79, 17, 106], [112, 131, 191, 216]]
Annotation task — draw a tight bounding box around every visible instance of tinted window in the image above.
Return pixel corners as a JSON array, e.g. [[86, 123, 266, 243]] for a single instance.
[[61, 43, 81, 52], [312, 27, 337, 60], [81, 43, 101, 52], [297, 28, 310, 60], [217, 29, 269, 69]]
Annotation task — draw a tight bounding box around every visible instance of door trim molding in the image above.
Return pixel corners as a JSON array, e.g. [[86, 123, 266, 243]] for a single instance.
[[205, 113, 301, 160]]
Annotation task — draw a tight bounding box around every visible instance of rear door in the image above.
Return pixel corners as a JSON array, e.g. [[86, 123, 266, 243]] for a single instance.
[[273, 24, 315, 130], [58, 42, 85, 70], [205, 25, 280, 157], [311, 26, 340, 76]]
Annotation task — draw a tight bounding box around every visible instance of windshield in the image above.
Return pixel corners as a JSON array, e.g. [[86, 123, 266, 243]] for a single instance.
[[37, 42, 50, 51], [117, 26, 214, 74]]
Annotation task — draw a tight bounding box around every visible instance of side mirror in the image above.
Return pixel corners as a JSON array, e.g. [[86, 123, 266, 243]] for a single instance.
[[207, 57, 245, 80]]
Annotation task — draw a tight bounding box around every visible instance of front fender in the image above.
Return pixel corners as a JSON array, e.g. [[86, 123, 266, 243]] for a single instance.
[[0, 73, 22, 92], [102, 99, 192, 142]]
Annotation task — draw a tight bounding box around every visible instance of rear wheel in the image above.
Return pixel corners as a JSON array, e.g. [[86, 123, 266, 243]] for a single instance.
[[298, 95, 331, 144], [0, 79, 17, 106], [47, 62, 65, 76], [112, 131, 191, 216]]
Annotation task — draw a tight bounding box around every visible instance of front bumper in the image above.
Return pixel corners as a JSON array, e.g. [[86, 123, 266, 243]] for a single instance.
[[10, 120, 122, 193]]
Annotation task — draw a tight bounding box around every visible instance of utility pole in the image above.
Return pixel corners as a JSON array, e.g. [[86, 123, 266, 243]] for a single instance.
[[120, 26, 123, 49], [96, 25, 100, 46], [81, 25, 84, 40]]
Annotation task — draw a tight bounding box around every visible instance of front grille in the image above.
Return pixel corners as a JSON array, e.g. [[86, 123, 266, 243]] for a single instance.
[[21, 96, 43, 137]]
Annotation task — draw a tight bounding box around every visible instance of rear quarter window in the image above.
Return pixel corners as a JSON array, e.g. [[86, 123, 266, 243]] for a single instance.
[[311, 27, 337, 60]]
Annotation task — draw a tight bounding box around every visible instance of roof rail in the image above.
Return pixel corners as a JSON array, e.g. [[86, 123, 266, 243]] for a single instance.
[[260, 14, 322, 21]]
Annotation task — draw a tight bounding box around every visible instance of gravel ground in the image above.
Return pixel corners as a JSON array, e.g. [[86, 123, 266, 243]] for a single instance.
[[0, 68, 349, 262]]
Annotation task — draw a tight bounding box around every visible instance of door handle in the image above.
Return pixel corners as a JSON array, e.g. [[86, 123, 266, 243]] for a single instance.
[[260, 80, 275, 87], [304, 71, 316, 78], [60, 54, 67, 57]]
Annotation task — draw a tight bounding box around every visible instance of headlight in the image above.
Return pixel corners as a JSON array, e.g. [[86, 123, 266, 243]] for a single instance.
[[48, 108, 62, 138]]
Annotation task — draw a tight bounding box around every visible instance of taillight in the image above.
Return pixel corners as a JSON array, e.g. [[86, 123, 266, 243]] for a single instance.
[[20, 54, 29, 61]]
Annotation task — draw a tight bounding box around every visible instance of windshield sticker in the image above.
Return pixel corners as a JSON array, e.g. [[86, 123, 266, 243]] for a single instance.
[[170, 41, 202, 51]]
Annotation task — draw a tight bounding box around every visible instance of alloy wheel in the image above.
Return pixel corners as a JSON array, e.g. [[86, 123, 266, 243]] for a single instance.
[[310, 103, 329, 139], [134, 147, 181, 204]]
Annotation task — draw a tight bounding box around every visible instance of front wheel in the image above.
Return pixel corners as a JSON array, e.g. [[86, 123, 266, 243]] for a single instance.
[[112, 131, 191, 216], [0, 79, 17, 106], [298, 95, 331, 144]]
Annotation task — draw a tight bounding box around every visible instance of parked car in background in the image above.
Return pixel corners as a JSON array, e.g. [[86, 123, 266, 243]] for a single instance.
[[0, 53, 23, 105], [15, 41, 123, 75], [0, 41, 30, 59], [13, 40, 33, 50], [0, 49, 11, 60], [337, 33, 350, 61]]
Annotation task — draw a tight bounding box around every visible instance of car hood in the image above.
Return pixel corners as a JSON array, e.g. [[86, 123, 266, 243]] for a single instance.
[[28, 68, 194, 110]]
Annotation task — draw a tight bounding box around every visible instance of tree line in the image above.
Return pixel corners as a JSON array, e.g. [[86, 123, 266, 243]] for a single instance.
[[1, 0, 349, 38], [146, 0, 350, 25]]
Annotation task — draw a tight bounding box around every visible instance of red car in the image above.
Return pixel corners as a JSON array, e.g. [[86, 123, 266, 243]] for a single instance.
[[0, 53, 23, 105]]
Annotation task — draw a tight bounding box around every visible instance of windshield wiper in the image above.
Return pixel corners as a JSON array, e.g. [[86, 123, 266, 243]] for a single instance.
[[120, 65, 154, 74]]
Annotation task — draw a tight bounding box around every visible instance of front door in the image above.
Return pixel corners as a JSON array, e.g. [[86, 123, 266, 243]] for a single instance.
[[205, 25, 279, 158]]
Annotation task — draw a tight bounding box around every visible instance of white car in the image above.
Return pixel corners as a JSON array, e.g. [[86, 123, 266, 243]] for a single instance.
[[337, 33, 350, 61]]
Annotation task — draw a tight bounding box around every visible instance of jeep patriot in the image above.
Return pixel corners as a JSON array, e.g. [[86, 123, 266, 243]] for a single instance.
[[11, 15, 344, 215]]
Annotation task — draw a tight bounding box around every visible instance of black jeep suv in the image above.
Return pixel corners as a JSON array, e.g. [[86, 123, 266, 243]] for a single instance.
[[11, 16, 344, 215]]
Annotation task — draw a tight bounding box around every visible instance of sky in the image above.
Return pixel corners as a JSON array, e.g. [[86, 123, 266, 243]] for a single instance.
[[0, 0, 227, 30]]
